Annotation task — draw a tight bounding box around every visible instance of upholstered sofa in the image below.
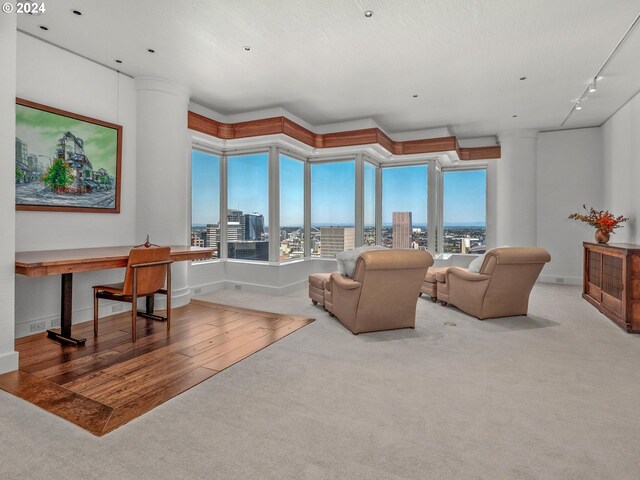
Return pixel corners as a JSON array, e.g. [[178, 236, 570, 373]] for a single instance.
[[328, 249, 433, 334], [436, 247, 551, 319]]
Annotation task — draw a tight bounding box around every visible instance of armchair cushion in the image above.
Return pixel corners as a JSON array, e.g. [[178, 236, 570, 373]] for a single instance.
[[336, 245, 387, 278], [468, 246, 511, 273], [330, 273, 361, 290]]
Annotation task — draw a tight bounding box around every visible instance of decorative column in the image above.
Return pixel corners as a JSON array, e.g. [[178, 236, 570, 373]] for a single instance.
[[135, 77, 191, 307], [496, 129, 539, 246], [0, 13, 18, 373]]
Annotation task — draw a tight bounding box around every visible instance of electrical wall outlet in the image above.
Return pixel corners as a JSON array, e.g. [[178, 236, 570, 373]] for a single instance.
[[50, 319, 60, 328], [555, 278, 565, 283], [30, 321, 46, 332], [193, 287, 202, 294], [235, 284, 242, 290], [112, 304, 123, 312]]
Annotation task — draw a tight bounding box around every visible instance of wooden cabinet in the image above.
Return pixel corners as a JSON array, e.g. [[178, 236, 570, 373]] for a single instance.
[[583, 242, 640, 333]]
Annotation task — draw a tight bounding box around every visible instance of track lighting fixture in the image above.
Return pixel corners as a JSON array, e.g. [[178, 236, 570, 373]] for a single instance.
[[589, 78, 598, 93]]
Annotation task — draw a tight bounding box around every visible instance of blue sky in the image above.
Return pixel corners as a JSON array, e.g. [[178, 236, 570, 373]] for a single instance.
[[192, 151, 486, 227], [443, 169, 486, 226], [382, 165, 428, 225], [192, 150, 220, 225]]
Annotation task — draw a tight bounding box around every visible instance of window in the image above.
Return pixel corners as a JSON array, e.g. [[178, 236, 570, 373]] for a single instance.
[[280, 154, 305, 261], [442, 169, 486, 254], [363, 162, 376, 245], [227, 152, 269, 261], [311, 161, 355, 257], [191, 149, 220, 258], [382, 165, 428, 250]]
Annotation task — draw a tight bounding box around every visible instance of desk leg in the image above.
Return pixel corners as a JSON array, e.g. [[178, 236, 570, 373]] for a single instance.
[[46, 273, 87, 346], [146, 295, 154, 315], [137, 294, 166, 322]]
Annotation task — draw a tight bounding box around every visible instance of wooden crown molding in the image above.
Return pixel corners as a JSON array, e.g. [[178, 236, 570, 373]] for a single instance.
[[188, 111, 501, 160]]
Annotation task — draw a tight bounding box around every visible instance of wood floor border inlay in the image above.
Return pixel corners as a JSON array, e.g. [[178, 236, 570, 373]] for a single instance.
[[0, 301, 314, 436]]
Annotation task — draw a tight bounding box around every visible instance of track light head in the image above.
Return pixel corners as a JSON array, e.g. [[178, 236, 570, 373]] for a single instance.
[[589, 78, 598, 93]]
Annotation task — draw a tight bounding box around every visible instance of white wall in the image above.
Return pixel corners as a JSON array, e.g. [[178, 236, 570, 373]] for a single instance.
[[14, 33, 137, 337], [536, 128, 603, 284], [189, 259, 337, 297], [496, 130, 538, 246], [602, 90, 640, 243], [0, 14, 19, 373]]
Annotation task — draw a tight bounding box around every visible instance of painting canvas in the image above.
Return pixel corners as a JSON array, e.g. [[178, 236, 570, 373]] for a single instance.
[[15, 99, 122, 213]]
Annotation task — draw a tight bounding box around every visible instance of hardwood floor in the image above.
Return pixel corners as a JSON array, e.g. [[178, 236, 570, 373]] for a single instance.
[[0, 300, 314, 436]]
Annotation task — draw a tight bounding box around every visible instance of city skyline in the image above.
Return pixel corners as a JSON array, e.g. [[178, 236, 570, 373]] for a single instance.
[[192, 151, 487, 227]]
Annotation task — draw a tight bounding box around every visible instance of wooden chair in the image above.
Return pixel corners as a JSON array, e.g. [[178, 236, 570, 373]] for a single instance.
[[93, 245, 172, 342]]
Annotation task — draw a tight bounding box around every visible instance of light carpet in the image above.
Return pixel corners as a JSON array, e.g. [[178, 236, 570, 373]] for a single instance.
[[1, 283, 639, 479]]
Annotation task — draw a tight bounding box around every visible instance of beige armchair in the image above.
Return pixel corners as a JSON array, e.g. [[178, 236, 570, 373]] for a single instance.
[[438, 247, 551, 319], [328, 249, 433, 334]]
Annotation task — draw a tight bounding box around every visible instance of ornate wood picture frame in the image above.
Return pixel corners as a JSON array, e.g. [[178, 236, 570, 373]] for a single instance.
[[15, 98, 122, 213]]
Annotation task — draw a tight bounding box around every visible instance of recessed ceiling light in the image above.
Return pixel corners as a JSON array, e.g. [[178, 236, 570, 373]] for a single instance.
[[364, 10, 374, 18], [72, 9, 82, 15], [243, 46, 251, 51], [39, 25, 48, 31], [115, 59, 122, 64], [520, 76, 527, 81], [147, 48, 155, 53]]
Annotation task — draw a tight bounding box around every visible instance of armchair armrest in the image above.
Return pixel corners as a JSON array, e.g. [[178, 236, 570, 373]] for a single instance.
[[330, 272, 361, 290], [446, 267, 490, 283]]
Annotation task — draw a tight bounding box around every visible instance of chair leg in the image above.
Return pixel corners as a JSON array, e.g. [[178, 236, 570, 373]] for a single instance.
[[166, 266, 171, 333], [93, 289, 99, 336], [132, 269, 138, 342]]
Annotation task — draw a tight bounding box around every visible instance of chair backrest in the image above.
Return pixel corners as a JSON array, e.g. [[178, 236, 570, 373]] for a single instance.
[[352, 249, 433, 328], [479, 247, 551, 317], [122, 246, 171, 296]]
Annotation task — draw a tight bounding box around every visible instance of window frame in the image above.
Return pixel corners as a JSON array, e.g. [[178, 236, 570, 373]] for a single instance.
[[189, 145, 223, 263], [278, 150, 307, 262], [309, 157, 357, 258], [190, 138, 490, 264], [225, 149, 271, 263], [438, 165, 488, 255]]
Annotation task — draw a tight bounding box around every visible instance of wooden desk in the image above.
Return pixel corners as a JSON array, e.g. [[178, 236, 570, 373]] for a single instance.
[[15, 245, 214, 345]]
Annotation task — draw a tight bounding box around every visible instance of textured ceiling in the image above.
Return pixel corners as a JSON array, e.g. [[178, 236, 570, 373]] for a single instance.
[[16, 0, 640, 138]]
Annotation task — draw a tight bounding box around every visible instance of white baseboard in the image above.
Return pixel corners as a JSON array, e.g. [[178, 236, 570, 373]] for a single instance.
[[193, 279, 308, 297], [538, 275, 582, 286], [0, 350, 19, 374], [15, 288, 194, 339], [190, 280, 226, 296]]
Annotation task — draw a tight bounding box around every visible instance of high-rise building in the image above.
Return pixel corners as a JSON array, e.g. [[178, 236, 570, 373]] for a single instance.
[[228, 241, 269, 261], [320, 227, 355, 257], [191, 233, 204, 247], [243, 213, 264, 240], [392, 212, 412, 249], [205, 224, 220, 247], [227, 209, 245, 239], [227, 209, 243, 222]]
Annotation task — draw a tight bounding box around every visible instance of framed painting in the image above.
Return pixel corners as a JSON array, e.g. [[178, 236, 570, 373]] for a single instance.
[[15, 98, 122, 213]]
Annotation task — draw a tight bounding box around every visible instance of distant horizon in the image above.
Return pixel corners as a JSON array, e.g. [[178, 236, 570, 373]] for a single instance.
[[192, 223, 486, 228]]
